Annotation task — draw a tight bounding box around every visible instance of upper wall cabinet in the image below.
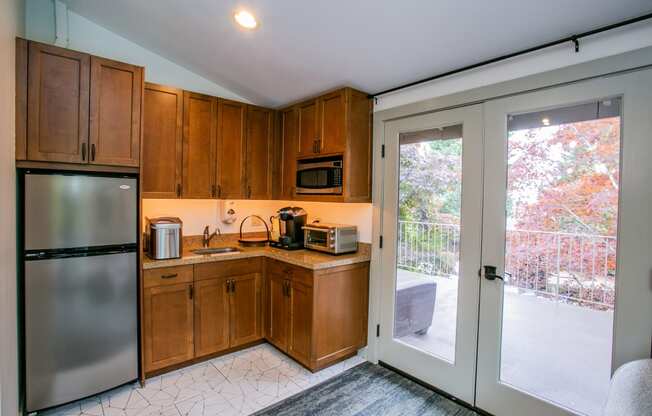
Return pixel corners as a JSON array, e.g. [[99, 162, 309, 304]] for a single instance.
[[182, 92, 217, 199], [26, 42, 90, 164], [17, 40, 143, 168], [275, 107, 297, 200], [245, 105, 273, 200], [278, 87, 372, 202], [297, 99, 319, 157], [216, 99, 246, 199], [89, 57, 142, 167], [142, 83, 183, 198]]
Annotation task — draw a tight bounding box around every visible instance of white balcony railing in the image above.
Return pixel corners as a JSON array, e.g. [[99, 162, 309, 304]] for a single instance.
[[397, 220, 617, 310]]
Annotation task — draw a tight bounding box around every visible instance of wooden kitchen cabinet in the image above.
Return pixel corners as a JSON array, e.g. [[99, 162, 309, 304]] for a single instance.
[[265, 259, 370, 371], [194, 259, 263, 351], [276, 87, 372, 202], [89, 56, 142, 166], [245, 105, 273, 199], [21, 41, 143, 168], [194, 277, 230, 358], [216, 99, 246, 199], [276, 107, 297, 199], [288, 280, 313, 367], [318, 89, 346, 154], [182, 91, 217, 198], [27, 41, 90, 163], [143, 282, 194, 372], [142, 83, 183, 198], [297, 99, 319, 157], [229, 273, 263, 347], [266, 273, 290, 351]]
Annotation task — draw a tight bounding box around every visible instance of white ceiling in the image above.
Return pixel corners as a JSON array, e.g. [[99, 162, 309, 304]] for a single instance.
[[62, 0, 651, 107]]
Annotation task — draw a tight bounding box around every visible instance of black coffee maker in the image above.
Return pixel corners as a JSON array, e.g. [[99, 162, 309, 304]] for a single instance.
[[269, 207, 307, 250]]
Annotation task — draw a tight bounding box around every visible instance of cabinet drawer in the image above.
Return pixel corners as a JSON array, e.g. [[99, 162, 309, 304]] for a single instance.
[[195, 258, 263, 281], [267, 259, 313, 287], [144, 265, 193, 288]]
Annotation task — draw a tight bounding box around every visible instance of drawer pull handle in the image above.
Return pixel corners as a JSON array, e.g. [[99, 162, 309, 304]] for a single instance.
[[161, 273, 178, 279]]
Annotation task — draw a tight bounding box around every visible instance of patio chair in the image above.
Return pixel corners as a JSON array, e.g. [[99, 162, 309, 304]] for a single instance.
[[393, 273, 437, 338]]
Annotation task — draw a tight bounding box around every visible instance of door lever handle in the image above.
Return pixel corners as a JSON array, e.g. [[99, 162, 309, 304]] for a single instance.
[[483, 265, 510, 281]]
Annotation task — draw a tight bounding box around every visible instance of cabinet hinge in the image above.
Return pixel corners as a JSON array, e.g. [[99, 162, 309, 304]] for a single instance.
[[381, 144, 385, 158], [379, 235, 383, 248], [376, 324, 380, 337]]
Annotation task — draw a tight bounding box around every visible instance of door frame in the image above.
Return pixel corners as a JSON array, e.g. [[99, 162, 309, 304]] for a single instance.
[[377, 104, 484, 404], [475, 68, 652, 416]]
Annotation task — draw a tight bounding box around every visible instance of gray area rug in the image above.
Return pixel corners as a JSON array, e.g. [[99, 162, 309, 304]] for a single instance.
[[254, 362, 478, 416]]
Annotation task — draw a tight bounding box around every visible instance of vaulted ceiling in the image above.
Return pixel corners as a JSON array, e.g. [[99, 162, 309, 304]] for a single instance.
[[62, 0, 651, 107]]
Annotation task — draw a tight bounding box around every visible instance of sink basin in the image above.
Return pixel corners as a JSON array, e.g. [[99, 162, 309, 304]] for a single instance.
[[191, 247, 241, 255]]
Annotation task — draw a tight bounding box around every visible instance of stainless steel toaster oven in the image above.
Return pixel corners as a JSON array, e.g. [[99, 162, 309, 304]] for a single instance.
[[303, 223, 358, 254]]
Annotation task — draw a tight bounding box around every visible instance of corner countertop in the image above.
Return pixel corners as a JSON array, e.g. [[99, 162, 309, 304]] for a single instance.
[[142, 242, 371, 271]]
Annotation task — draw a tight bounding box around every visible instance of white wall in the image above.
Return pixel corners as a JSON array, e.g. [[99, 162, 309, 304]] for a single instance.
[[25, 0, 249, 101], [374, 22, 652, 112], [143, 200, 373, 243], [1, 0, 24, 415]]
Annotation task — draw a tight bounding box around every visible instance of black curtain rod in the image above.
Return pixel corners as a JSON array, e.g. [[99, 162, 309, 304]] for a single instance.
[[369, 11, 652, 99]]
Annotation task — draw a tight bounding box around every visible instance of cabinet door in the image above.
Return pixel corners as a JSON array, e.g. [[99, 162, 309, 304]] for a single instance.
[[182, 92, 217, 198], [245, 106, 273, 199], [143, 283, 194, 372], [288, 281, 313, 367], [194, 278, 230, 358], [319, 90, 346, 154], [267, 273, 289, 352], [229, 273, 262, 347], [142, 84, 183, 198], [297, 99, 319, 157], [216, 99, 245, 199], [279, 108, 297, 199], [89, 56, 142, 166], [27, 42, 90, 163]]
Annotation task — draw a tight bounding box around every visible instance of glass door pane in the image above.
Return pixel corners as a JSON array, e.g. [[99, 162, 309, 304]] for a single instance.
[[500, 98, 621, 416], [395, 125, 462, 363]]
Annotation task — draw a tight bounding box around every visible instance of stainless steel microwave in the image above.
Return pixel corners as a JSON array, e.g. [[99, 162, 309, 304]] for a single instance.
[[296, 157, 343, 195]]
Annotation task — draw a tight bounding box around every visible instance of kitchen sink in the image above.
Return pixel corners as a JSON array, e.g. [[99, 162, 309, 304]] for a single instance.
[[191, 247, 241, 255]]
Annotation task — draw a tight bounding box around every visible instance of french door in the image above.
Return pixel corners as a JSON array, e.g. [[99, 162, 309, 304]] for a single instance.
[[379, 69, 652, 416], [379, 104, 484, 403]]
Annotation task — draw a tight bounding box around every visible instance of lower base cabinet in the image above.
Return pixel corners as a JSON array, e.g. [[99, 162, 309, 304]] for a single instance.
[[143, 266, 195, 372], [143, 257, 368, 375], [265, 259, 369, 371]]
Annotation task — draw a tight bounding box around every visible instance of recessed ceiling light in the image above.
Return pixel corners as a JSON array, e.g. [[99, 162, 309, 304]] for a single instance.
[[234, 10, 258, 29], [541, 117, 550, 126]]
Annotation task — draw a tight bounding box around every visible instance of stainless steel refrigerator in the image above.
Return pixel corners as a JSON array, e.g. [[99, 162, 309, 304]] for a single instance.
[[23, 172, 139, 412]]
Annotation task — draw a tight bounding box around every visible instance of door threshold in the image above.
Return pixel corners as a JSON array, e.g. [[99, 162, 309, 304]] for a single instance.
[[378, 361, 493, 416]]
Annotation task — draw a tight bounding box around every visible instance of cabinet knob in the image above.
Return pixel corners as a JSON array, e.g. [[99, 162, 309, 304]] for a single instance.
[[81, 143, 87, 161], [91, 144, 96, 161]]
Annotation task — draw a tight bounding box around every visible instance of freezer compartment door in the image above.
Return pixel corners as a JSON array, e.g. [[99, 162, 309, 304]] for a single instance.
[[25, 252, 138, 412], [25, 173, 137, 250]]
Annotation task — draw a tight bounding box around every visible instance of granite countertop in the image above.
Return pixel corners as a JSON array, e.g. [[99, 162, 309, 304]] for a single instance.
[[142, 241, 371, 271]]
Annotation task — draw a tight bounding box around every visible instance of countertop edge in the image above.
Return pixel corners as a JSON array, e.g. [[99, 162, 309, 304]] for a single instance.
[[142, 249, 371, 271]]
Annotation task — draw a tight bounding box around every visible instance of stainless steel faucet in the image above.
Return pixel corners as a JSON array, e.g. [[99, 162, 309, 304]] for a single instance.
[[203, 226, 221, 247]]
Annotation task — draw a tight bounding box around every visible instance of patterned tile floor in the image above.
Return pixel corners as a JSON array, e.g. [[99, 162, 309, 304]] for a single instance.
[[41, 344, 366, 416]]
